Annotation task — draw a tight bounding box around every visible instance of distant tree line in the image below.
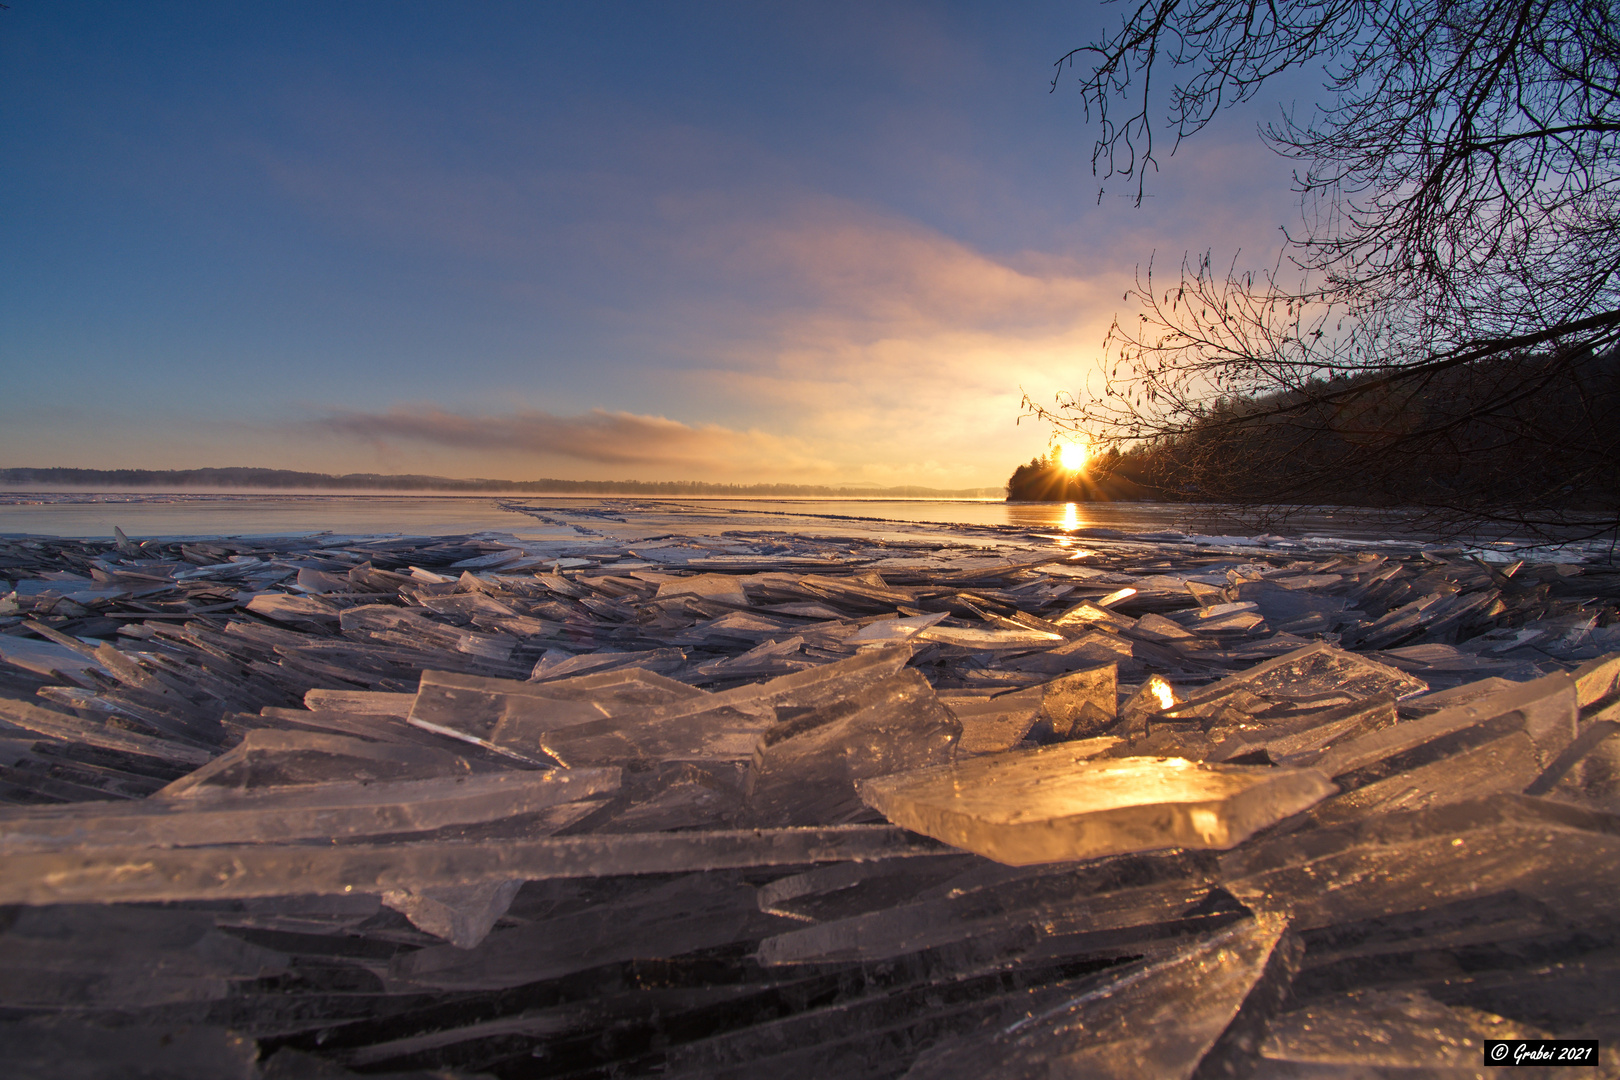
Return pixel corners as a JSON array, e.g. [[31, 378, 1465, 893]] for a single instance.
[[1010, 346, 1620, 530], [1005, 448, 1162, 502], [0, 468, 999, 499]]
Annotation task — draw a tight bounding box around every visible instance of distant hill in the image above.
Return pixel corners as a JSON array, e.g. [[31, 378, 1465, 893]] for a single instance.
[[0, 466, 999, 499]]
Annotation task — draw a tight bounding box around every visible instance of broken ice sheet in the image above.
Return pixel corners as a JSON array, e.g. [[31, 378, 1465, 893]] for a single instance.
[[529, 646, 685, 681], [1220, 794, 1620, 932], [1310, 727, 1544, 824], [902, 913, 1297, 1080], [579, 760, 749, 832], [742, 669, 961, 827], [0, 695, 214, 767], [0, 634, 112, 685], [1005, 632, 1134, 676], [756, 852, 988, 923], [942, 690, 1044, 754], [1311, 669, 1578, 781], [1027, 662, 1117, 740], [1258, 988, 1552, 1072], [1534, 720, 1620, 810], [389, 870, 785, 990], [0, 904, 287, 1009], [0, 823, 945, 904], [156, 729, 499, 796], [0, 767, 619, 851], [381, 878, 524, 950], [1211, 695, 1398, 766], [848, 612, 949, 644], [1184, 642, 1428, 711], [408, 666, 711, 758], [915, 625, 1065, 650], [655, 573, 750, 606], [945, 664, 1119, 755], [755, 849, 1230, 967], [301, 688, 415, 716], [860, 749, 1334, 866], [1233, 579, 1347, 627]]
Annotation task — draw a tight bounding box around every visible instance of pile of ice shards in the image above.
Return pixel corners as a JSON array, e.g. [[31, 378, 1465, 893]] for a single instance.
[[3, 516, 1620, 1078]]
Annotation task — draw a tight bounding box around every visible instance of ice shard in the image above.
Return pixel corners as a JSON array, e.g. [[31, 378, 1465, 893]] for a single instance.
[[742, 669, 960, 827], [942, 690, 1044, 755], [901, 913, 1298, 1080], [860, 749, 1334, 865], [381, 878, 525, 949], [1030, 662, 1117, 740], [390, 871, 783, 991], [1257, 988, 1551, 1072], [0, 767, 619, 851], [1184, 642, 1427, 711], [1311, 669, 1578, 780], [1221, 794, 1620, 931], [0, 824, 950, 904], [756, 850, 1231, 967]]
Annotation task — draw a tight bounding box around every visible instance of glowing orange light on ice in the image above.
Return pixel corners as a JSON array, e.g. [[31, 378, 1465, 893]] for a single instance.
[[1148, 675, 1175, 711]]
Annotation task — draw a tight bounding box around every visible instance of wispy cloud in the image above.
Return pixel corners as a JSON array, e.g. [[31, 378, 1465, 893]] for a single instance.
[[310, 406, 830, 478]]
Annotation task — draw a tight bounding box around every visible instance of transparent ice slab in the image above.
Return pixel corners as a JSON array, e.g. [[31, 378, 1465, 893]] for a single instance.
[[409, 666, 711, 754], [942, 690, 1047, 755], [741, 669, 961, 827], [1257, 988, 1550, 1071], [381, 878, 524, 950], [0, 903, 288, 1009], [1310, 728, 1544, 824], [1032, 663, 1117, 739], [901, 913, 1297, 1080], [1211, 697, 1399, 767], [1182, 643, 1427, 712], [0, 767, 618, 852], [389, 871, 786, 990], [155, 729, 504, 797], [860, 749, 1334, 865], [1311, 670, 1578, 781], [757, 855, 1229, 967], [0, 695, 214, 767], [1221, 794, 1620, 932], [0, 823, 951, 904]]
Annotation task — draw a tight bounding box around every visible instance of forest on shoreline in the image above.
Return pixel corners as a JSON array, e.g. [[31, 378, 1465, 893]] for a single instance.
[[1009, 348, 1620, 521]]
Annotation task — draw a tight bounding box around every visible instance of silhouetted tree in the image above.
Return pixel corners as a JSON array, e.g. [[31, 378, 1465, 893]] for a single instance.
[[1031, 0, 1620, 538]]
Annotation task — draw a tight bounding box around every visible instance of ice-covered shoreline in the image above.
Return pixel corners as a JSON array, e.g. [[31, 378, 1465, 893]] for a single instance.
[[1, 512, 1617, 1076]]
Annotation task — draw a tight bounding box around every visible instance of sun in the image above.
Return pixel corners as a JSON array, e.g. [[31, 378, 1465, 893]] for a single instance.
[[1057, 442, 1088, 471]]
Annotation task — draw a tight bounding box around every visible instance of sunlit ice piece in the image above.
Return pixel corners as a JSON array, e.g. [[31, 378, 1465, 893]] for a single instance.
[[1096, 587, 1138, 608], [860, 750, 1334, 866]]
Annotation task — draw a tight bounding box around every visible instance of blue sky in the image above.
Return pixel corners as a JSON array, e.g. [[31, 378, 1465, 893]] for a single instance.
[[1, 1, 1310, 487]]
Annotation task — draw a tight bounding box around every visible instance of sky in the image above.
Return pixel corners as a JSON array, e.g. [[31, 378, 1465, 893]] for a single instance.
[[0, 1, 1312, 489]]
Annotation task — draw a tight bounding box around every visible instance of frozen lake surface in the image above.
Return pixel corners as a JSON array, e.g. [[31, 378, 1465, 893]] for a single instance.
[[0, 491, 1561, 550]]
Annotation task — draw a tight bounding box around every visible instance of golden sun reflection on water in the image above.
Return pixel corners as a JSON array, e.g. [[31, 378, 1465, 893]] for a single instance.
[[1061, 502, 1080, 532]]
